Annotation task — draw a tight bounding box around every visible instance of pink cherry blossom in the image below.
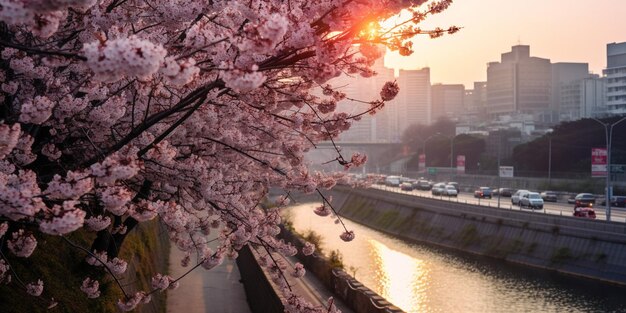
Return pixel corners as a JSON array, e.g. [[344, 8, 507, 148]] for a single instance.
[[340, 230, 356, 242], [26, 279, 44, 296], [151, 273, 176, 291], [0, 259, 11, 284], [7, 229, 37, 257], [84, 215, 112, 232], [117, 291, 151, 312], [80, 277, 101, 298], [291, 262, 306, 278], [19, 96, 55, 124], [302, 242, 315, 256], [83, 36, 167, 82], [39, 201, 86, 235], [380, 81, 400, 101], [107, 257, 128, 275]]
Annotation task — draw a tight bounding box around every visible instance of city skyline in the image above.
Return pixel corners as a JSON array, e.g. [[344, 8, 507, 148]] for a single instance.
[[384, 0, 626, 88]]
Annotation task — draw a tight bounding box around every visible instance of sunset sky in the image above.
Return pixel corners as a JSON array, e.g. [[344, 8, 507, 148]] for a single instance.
[[384, 0, 626, 88]]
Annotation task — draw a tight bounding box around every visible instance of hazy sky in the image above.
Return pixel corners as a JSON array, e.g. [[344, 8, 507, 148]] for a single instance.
[[384, 0, 626, 88]]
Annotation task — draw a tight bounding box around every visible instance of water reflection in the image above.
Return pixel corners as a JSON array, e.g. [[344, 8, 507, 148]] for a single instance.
[[285, 203, 626, 313], [370, 239, 428, 312]]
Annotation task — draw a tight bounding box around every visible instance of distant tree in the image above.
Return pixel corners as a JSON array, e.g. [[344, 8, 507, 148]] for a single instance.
[[401, 117, 455, 153], [513, 117, 626, 177]]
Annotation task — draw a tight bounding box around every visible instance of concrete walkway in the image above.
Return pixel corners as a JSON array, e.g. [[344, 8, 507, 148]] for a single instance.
[[167, 239, 353, 313], [166, 245, 252, 313]]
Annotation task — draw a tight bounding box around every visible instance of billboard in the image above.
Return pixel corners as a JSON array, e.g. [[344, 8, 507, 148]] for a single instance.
[[499, 166, 514, 178], [591, 148, 607, 177], [456, 155, 465, 174], [418, 154, 426, 172]]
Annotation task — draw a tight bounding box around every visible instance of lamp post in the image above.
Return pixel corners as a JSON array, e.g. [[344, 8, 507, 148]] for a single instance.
[[591, 116, 626, 221], [423, 134, 440, 169]]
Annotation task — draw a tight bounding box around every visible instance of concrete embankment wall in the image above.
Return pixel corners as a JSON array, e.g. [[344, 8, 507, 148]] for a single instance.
[[279, 227, 404, 313], [329, 185, 626, 285]]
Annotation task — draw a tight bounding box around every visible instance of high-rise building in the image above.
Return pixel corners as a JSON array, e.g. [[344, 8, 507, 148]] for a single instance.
[[431, 83, 465, 121], [486, 45, 552, 123], [604, 42, 626, 115], [327, 58, 397, 142], [397, 68, 431, 133], [558, 74, 606, 121], [552, 63, 589, 121]]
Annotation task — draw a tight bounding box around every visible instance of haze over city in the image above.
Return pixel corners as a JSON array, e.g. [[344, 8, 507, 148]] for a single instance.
[[384, 0, 626, 87]]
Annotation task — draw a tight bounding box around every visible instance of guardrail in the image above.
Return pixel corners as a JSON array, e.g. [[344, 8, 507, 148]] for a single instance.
[[370, 184, 626, 223]]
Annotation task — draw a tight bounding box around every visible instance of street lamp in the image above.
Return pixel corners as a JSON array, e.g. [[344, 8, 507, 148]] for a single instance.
[[591, 116, 626, 221]]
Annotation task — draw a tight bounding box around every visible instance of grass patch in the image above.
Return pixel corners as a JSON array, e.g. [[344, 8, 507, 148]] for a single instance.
[[458, 224, 479, 247], [376, 211, 399, 228], [526, 242, 538, 255], [551, 247, 573, 264], [0, 220, 169, 313]]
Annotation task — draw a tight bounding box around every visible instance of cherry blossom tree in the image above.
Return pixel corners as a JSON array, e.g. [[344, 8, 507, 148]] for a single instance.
[[0, 0, 456, 311]]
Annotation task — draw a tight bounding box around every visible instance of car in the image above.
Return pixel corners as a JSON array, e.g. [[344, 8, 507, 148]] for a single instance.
[[511, 190, 530, 205], [520, 192, 544, 209], [474, 187, 492, 199], [498, 188, 515, 197], [415, 180, 432, 191], [446, 182, 460, 192], [614, 196, 626, 207], [400, 182, 414, 191], [600, 196, 626, 207], [567, 195, 576, 204], [574, 193, 595, 208], [573, 207, 596, 219], [384, 176, 401, 187], [540, 191, 558, 202], [431, 183, 446, 196], [443, 185, 458, 197]]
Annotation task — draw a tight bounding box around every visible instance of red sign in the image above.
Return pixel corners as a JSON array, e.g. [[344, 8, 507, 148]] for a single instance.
[[456, 155, 465, 174], [418, 154, 426, 172], [591, 148, 607, 177]]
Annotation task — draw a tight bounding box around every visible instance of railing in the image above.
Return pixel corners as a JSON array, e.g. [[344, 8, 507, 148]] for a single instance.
[[371, 184, 626, 223]]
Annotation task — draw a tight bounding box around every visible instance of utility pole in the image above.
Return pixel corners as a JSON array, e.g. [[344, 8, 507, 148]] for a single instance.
[[591, 117, 626, 222], [548, 137, 552, 189], [497, 137, 501, 209]]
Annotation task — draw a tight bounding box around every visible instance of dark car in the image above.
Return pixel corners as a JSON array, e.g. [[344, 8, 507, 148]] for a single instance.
[[614, 196, 626, 207], [474, 187, 492, 199], [540, 191, 558, 202], [573, 207, 596, 219], [574, 193, 595, 208], [600, 196, 626, 207], [498, 188, 515, 197], [416, 180, 432, 191]]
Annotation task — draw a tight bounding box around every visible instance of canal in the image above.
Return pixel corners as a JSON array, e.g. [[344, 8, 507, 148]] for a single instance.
[[285, 203, 626, 313]]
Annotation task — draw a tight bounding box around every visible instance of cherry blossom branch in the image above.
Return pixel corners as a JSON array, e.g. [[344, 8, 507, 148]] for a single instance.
[[0, 40, 87, 61], [60, 236, 129, 299]]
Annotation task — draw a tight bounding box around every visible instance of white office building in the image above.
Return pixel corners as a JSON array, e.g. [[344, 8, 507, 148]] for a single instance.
[[604, 42, 626, 115]]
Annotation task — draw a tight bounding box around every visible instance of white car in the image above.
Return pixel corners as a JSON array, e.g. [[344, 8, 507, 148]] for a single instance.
[[444, 185, 458, 197], [511, 190, 530, 205], [520, 192, 544, 209]]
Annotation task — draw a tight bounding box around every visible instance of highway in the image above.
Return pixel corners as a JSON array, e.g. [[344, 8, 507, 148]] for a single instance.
[[370, 184, 626, 223]]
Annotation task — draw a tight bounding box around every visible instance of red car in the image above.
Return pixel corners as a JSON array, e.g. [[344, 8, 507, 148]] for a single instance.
[[573, 207, 596, 219]]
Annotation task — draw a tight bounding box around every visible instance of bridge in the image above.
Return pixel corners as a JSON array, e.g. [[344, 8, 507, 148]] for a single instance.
[[306, 141, 405, 172]]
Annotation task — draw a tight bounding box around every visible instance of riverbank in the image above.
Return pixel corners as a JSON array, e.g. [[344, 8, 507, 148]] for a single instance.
[[328, 185, 626, 286]]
